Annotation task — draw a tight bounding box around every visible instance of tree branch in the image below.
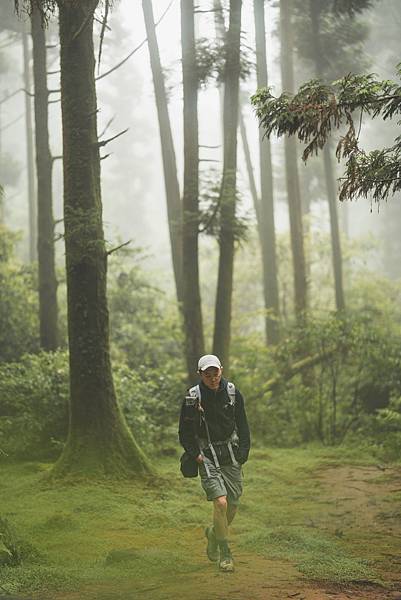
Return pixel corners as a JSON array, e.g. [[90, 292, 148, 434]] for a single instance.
[[97, 0, 110, 73], [257, 349, 337, 399], [96, 128, 129, 148], [72, 5, 97, 41], [99, 115, 115, 139], [95, 0, 175, 81], [106, 240, 132, 256]]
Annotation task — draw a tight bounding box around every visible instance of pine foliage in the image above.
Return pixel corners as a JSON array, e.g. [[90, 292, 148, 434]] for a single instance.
[[251, 65, 401, 203]]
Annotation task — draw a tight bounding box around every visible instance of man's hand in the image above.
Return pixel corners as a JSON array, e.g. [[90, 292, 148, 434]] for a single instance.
[[195, 454, 204, 464]]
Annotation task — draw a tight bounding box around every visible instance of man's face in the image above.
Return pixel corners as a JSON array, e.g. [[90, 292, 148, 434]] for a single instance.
[[200, 366, 222, 391]]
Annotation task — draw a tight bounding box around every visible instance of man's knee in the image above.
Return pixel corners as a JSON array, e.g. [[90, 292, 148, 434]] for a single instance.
[[213, 495, 228, 513]]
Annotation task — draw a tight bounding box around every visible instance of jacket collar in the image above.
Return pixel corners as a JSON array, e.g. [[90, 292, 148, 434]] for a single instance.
[[199, 377, 227, 395]]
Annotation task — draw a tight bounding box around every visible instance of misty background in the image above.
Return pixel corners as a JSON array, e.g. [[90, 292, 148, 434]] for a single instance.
[[1, 0, 400, 298]]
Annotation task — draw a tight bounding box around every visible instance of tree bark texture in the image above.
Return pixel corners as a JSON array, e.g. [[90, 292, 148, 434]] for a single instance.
[[181, 0, 205, 383], [31, 6, 59, 351], [310, 0, 345, 311], [280, 0, 308, 317], [22, 28, 37, 263], [53, 1, 151, 478], [142, 0, 183, 304], [213, 0, 242, 371], [254, 0, 280, 344]]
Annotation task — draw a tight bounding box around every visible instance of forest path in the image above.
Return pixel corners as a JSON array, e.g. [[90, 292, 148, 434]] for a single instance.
[[52, 462, 401, 600]]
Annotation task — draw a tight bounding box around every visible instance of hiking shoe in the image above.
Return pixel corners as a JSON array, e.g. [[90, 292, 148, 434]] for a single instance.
[[205, 526, 219, 562], [219, 547, 234, 573]]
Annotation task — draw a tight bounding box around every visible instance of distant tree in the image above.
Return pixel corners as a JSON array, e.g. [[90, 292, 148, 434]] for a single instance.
[[213, 0, 242, 370], [292, 0, 373, 311], [279, 0, 308, 319], [308, 0, 346, 310], [364, 0, 401, 278], [253, 0, 280, 344], [0, 185, 4, 223], [31, 4, 58, 350], [22, 26, 37, 263], [181, 0, 205, 383], [15, 0, 152, 478], [141, 0, 183, 304], [0, 3, 37, 261]]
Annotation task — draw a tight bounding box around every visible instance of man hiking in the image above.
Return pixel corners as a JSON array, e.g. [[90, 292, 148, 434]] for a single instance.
[[179, 354, 251, 572]]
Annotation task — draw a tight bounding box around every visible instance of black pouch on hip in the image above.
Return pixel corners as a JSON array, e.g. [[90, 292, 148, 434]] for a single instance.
[[180, 451, 199, 478]]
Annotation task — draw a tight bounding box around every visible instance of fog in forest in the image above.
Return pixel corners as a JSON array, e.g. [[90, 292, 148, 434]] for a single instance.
[[1, 0, 400, 291]]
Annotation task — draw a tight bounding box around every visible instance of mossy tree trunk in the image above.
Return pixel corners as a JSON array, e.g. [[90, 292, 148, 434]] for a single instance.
[[213, 0, 242, 371], [53, 0, 151, 478], [31, 5, 59, 351], [310, 0, 345, 311], [181, 0, 205, 383], [280, 0, 308, 318], [254, 0, 280, 344], [142, 0, 183, 305]]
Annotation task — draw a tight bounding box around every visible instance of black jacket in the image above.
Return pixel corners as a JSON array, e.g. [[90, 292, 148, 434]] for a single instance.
[[178, 378, 251, 464]]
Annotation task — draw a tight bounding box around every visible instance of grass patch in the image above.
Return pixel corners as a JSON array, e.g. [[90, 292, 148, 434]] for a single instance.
[[0, 445, 398, 598], [242, 526, 377, 583]]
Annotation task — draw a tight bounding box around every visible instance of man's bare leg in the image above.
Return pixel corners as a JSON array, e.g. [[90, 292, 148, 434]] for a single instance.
[[213, 496, 234, 571], [227, 503, 237, 526], [213, 495, 228, 541]]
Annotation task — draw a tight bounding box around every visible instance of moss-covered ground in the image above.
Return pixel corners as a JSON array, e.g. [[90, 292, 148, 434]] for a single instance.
[[1, 447, 400, 600]]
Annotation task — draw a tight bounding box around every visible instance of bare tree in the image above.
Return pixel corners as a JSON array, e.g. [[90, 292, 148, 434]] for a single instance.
[[213, 0, 242, 370], [22, 25, 37, 262], [254, 0, 280, 343], [142, 0, 183, 304], [280, 0, 308, 318], [309, 0, 345, 311], [31, 4, 58, 350], [181, 0, 205, 382]]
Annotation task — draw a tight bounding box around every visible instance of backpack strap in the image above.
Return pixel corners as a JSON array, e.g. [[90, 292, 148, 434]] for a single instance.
[[226, 382, 239, 466], [189, 384, 201, 402], [188, 384, 215, 475], [226, 381, 236, 406]]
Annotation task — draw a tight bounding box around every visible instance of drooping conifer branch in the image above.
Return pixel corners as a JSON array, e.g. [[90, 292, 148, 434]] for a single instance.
[[251, 68, 401, 203]]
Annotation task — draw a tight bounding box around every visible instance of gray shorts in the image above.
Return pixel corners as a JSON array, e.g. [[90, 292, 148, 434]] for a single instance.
[[199, 456, 243, 506]]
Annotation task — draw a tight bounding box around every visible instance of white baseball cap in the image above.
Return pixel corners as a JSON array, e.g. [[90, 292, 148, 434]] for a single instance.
[[198, 354, 222, 372]]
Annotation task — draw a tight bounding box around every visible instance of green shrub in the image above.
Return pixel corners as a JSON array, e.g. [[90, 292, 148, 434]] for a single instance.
[[107, 257, 184, 370], [0, 351, 69, 459], [0, 351, 184, 460], [0, 226, 39, 362], [231, 310, 401, 450]]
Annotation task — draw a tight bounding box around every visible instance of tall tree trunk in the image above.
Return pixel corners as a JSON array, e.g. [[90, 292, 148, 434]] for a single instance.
[[31, 6, 59, 351], [53, 1, 151, 478], [0, 105, 3, 225], [239, 107, 259, 221], [142, 0, 183, 304], [216, 0, 279, 344], [254, 0, 280, 344], [213, 0, 226, 142], [213, 0, 242, 371], [310, 0, 345, 311], [280, 0, 308, 317], [22, 28, 37, 263], [181, 0, 204, 383]]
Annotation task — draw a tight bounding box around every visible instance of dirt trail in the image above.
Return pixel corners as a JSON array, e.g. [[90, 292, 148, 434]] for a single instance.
[[52, 464, 401, 600]]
